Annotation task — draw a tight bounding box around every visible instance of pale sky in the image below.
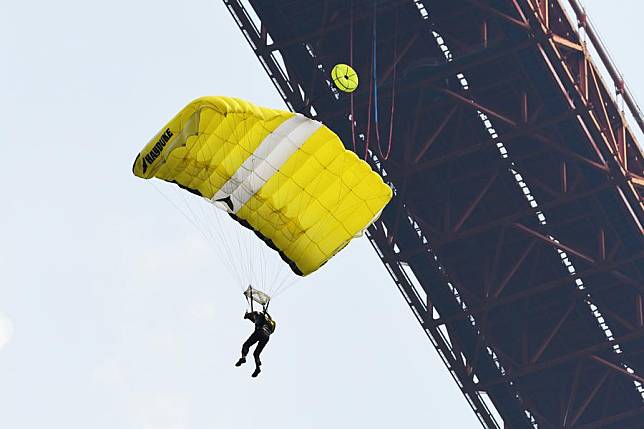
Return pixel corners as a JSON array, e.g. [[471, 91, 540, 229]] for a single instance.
[[0, 1, 640, 428]]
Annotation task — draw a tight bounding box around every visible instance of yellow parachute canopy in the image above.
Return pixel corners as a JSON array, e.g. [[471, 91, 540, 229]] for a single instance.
[[133, 96, 391, 276]]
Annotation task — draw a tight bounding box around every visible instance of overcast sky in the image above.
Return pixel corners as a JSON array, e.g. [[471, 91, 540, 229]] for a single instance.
[[0, 1, 640, 428]]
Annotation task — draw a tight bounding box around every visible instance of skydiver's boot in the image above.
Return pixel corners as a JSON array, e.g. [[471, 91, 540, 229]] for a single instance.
[[235, 357, 246, 367], [252, 367, 261, 377]]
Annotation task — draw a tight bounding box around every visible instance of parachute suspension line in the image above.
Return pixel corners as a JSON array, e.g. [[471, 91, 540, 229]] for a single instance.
[[193, 190, 244, 286], [270, 166, 287, 294], [382, 9, 398, 160], [239, 115, 261, 290], [199, 119, 253, 291], [270, 274, 294, 301], [136, 97, 393, 306], [364, 40, 374, 160], [211, 200, 247, 288], [188, 139, 248, 287], [347, 1, 397, 161], [177, 127, 239, 286], [271, 275, 298, 299], [371, 1, 380, 153], [349, 0, 357, 153], [266, 127, 302, 298], [158, 114, 261, 293], [189, 188, 236, 283], [158, 139, 296, 300], [241, 115, 255, 288], [150, 181, 245, 287], [370, 2, 397, 161], [363, 1, 379, 160], [231, 114, 296, 298]]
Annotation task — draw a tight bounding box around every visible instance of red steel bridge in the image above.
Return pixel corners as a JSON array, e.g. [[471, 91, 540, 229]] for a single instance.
[[224, 0, 644, 427]]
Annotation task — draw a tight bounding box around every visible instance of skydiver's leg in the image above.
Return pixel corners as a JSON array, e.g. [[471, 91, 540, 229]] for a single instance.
[[242, 331, 261, 357], [251, 335, 269, 377], [253, 336, 269, 366], [236, 331, 260, 366]]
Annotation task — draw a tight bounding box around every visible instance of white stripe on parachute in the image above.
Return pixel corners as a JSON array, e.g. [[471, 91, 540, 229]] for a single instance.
[[211, 114, 322, 213]]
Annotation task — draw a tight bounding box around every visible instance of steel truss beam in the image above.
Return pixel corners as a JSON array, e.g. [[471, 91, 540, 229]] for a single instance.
[[224, 1, 644, 427], [475, 328, 644, 391], [367, 220, 506, 428], [515, 0, 643, 221], [432, 251, 644, 327]]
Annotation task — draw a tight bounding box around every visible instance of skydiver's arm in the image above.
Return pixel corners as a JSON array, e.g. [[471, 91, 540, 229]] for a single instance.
[[244, 311, 259, 323]]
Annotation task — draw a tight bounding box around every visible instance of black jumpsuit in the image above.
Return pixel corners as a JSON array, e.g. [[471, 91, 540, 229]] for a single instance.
[[241, 312, 273, 367]]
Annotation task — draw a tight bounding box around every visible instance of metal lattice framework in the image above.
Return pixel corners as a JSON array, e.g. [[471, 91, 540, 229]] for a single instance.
[[224, 0, 644, 427]]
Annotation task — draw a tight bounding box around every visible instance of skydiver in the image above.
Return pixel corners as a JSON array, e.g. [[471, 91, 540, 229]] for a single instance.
[[235, 310, 276, 377]]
